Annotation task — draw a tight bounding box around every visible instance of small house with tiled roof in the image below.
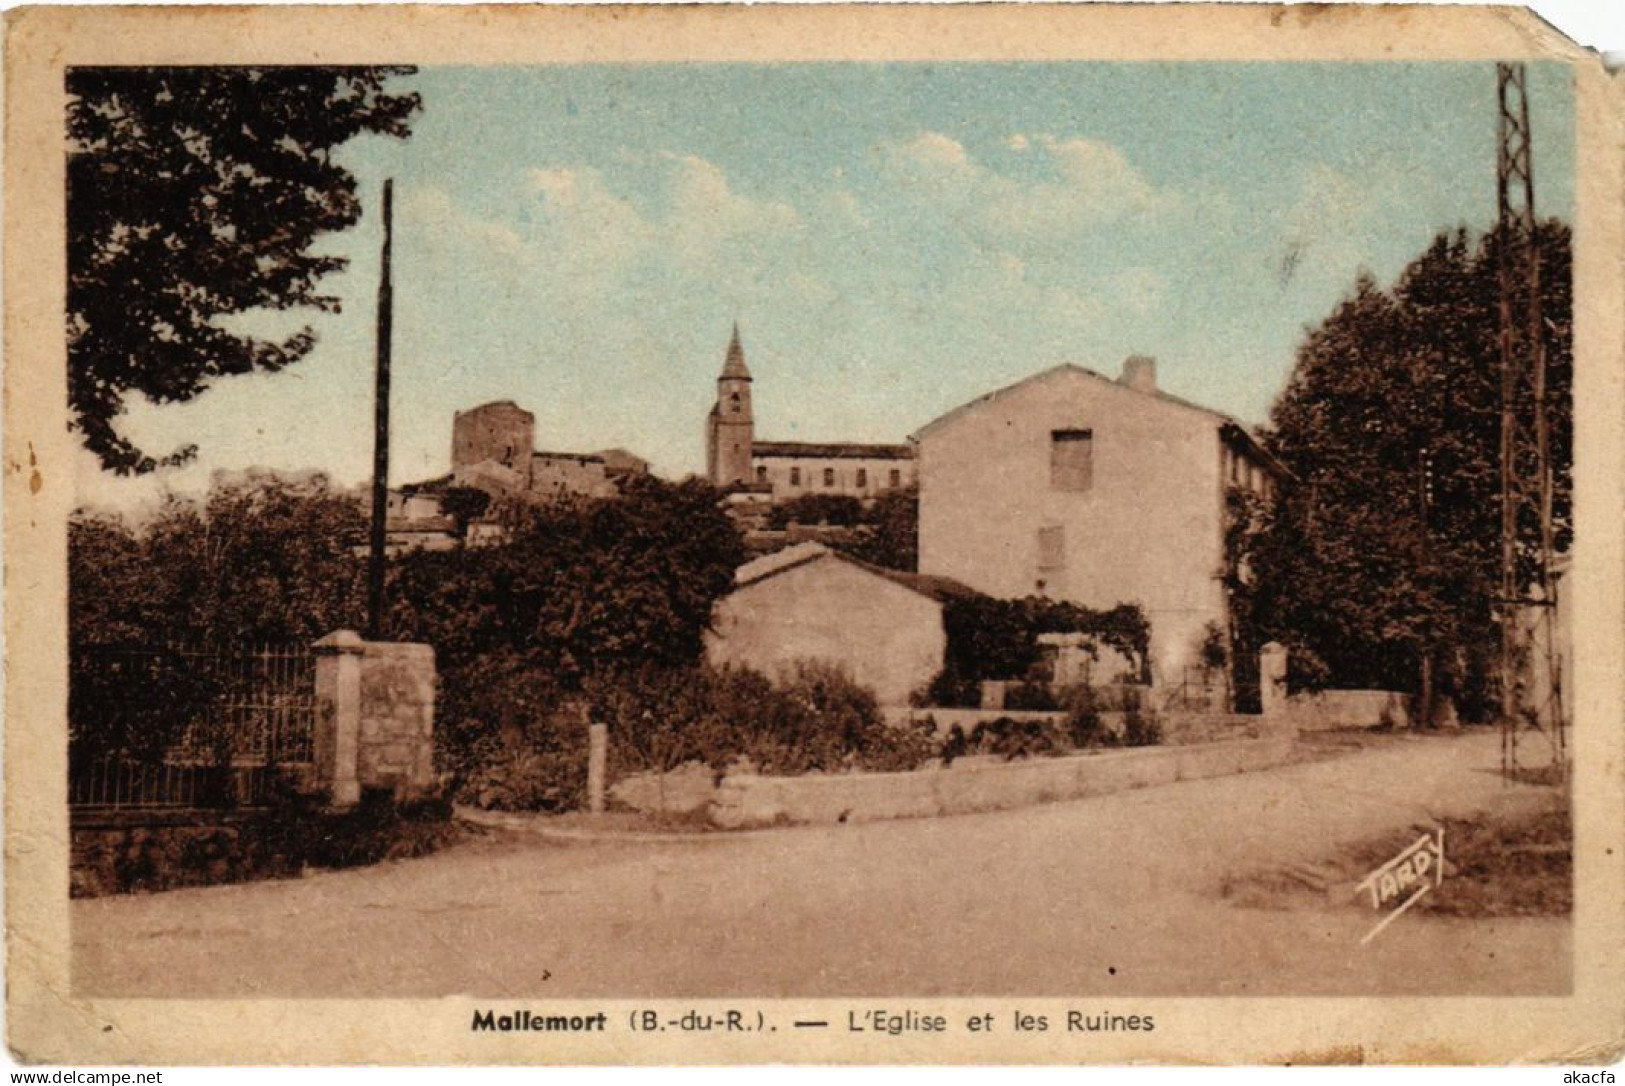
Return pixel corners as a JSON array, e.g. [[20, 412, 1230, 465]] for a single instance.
[[705, 542, 974, 706]]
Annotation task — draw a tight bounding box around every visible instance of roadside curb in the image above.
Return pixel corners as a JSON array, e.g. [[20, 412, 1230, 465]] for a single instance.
[[452, 805, 731, 844]]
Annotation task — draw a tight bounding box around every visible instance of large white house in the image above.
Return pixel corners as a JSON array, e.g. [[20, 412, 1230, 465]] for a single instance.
[[912, 357, 1284, 684]]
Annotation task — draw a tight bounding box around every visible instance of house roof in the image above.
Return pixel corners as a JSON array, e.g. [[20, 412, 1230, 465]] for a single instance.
[[732, 542, 979, 604], [399, 474, 452, 496], [386, 515, 456, 534], [753, 440, 914, 461], [910, 362, 1288, 480], [532, 450, 605, 465]]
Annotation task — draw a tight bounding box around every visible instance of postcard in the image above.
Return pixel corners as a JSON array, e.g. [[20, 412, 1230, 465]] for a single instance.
[[5, 2, 1623, 1066]]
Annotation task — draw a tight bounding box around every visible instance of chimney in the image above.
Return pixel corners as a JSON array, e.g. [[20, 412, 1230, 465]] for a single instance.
[[1120, 355, 1157, 394]]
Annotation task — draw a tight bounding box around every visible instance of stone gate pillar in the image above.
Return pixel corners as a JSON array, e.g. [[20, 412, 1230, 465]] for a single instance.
[[313, 630, 364, 808], [1260, 641, 1289, 724]]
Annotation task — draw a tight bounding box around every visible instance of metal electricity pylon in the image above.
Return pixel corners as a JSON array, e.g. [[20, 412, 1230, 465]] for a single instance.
[[1494, 63, 1564, 781]]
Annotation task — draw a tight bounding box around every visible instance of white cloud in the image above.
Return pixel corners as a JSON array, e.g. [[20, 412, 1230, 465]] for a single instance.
[[660, 153, 801, 259], [894, 131, 974, 172], [879, 130, 1173, 255]]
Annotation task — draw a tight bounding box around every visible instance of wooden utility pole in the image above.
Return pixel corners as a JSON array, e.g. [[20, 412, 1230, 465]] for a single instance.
[[367, 179, 394, 640]]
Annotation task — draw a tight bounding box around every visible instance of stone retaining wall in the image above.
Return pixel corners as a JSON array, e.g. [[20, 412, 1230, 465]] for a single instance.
[[71, 809, 299, 897], [609, 734, 1295, 829], [1285, 689, 1413, 730], [712, 734, 1296, 828]]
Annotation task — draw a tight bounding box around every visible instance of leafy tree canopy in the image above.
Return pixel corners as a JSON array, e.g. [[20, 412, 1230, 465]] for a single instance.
[[70, 476, 369, 646], [1241, 222, 1571, 710], [386, 475, 746, 683], [67, 66, 420, 474]]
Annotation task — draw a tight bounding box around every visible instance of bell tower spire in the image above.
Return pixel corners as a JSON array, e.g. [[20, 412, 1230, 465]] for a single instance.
[[707, 322, 755, 487]]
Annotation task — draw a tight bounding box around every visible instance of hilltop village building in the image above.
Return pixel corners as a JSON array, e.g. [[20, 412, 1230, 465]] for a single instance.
[[384, 400, 649, 550], [911, 357, 1284, 684], [705, 326, 916, 501]]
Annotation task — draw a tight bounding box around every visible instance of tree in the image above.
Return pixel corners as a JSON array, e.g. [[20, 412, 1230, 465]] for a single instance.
[[67, 66, 420, 473], [842, 485, 919, 572], [766, 493, 863, 530], [386, 475, 745, 682], [439, 486, 491, 541], [1242, 223, 1572, 721], [69, 475, 369, 646]]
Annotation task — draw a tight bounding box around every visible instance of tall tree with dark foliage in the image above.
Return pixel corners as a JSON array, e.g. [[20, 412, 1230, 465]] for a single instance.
[[1241, 223, 1571, 722], [66, 66, 420, 473]]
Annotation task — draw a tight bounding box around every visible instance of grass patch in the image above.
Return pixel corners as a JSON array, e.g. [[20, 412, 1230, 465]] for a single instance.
[[1222, 786, 1570, 919]]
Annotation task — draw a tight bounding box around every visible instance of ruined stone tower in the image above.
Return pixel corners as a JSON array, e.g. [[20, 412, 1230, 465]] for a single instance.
[[706, 323, 755, 487]]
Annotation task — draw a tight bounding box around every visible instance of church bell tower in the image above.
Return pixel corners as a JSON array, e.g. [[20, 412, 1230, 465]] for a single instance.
[[707, 323, 755, 487]]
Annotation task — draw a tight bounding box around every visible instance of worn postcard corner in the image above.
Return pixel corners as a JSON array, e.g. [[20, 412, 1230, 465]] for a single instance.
[[5, 1, 1625, 1068]]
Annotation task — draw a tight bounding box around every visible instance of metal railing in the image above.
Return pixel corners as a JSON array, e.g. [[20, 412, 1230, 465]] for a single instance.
[[69, 641, 317, 809]]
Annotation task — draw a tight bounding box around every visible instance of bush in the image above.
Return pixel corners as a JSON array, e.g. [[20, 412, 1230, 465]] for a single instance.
[[766, 493, 864, 530], [917, 668, 980, 709], [434, 650, 591, 813], [1003, 679, 1060, 712], [1061, 686, 1105, 748], [1121, 688, 1161, 747], [589, 660, 936, 780]]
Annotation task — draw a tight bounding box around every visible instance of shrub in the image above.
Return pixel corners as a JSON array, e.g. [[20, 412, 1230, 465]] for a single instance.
[[964, 716, 1071, 761], [457, 736, 587, 812], [1003, 679, 1060, 712], [918, 668, 981, 708], [766, 493, 864, 530], [1120, 689, 1162, 747], [588, 660, 937, 782], [435, 650, 590, 813], [1061, 686, 1105, 748]]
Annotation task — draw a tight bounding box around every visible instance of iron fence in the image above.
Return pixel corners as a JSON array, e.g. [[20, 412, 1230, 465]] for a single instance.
[[68, 641, 317, 809]]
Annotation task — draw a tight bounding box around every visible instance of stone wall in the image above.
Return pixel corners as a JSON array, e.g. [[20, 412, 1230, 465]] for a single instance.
[[1284, 689, 1413, 731], [314, 631, 438, 806], [70, 810, 294, 897], [710, 734, 1297, 829], [71, 794, 462, 897], [1259, 641, 1412, 731], [359, 642, 437, 795]]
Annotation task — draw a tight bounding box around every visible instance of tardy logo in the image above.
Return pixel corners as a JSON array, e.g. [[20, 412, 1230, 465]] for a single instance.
[[1355, 827, 1446, 945]]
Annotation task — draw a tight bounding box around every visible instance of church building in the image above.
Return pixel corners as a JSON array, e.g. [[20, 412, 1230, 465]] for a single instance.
[[705, 325, 916, 501]]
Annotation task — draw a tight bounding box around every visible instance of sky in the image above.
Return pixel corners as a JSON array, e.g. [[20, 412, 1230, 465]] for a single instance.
[[76, 61, 1576, 513]]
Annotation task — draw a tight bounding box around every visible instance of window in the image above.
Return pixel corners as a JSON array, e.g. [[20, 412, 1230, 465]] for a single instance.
[[756, 465, 768, 485], [1037, 525, 1066, 570], [1050, 430, 1093, 491], [823, 467, 836, 487], [889, 469, 902, 488], [857, 468, 868, 489], [790, 467, 801, 487], [729, 392, 742, 414]]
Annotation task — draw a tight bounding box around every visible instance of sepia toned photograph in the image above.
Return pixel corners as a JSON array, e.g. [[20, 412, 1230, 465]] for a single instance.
[[5, 2, 1623, 1067]]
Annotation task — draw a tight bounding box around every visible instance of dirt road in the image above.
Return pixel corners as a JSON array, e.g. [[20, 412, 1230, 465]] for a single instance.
[[73, 729, 1568, 997]]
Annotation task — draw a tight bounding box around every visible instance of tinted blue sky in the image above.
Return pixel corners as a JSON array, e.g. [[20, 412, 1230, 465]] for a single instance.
[[81, 61, 1575, 509]]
